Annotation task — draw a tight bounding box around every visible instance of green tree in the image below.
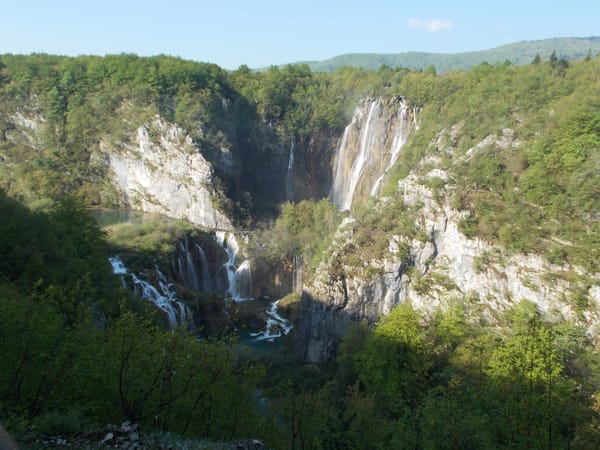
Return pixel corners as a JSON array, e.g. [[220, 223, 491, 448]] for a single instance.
[[357, 303, 432, 411], [485, 301, 588, 448]]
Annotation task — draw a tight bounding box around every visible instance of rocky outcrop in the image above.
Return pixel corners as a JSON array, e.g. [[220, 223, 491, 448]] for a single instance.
[[298, 129, 600, 364], [102, 116, 232, 230]]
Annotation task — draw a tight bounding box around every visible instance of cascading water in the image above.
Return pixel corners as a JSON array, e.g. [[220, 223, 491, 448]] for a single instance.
[[292, 255, 302, 293], [330, 96, 414, 210], [370, 103, 409, 197], [195, 243, 212, 292], [331, 99, 381, 211], [234, 259, 253, 299], [214, 231, 253, 301], [413, 106, 420, 131], [174, 236, 201, 291], [104, 219, 289, 342], [250, 300, 293, 342], [109, 256, 189, 329], [172, 236, 213, 292], [286, 138, 295, 201]]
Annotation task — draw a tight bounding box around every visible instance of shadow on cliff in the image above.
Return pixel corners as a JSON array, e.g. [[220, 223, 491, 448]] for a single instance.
[[293, 289, 356, 365]]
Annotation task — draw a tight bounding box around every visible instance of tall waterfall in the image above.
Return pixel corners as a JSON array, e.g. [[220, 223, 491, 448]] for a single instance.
[[330, 96, 413, 210], [214, 231, 253, 301], [370, 103, 409, 197], [286, 138, 295, 201], [109, 256, 189, 329]]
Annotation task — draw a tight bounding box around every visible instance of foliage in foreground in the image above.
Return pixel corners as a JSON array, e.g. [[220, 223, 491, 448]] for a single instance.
[[269, 301, 600, 449], [1, 190, 600, 449], [0, 191, 275, 445]]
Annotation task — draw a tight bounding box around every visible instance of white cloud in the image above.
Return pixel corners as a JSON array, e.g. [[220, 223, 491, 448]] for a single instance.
[[408, 18, 454, 32]]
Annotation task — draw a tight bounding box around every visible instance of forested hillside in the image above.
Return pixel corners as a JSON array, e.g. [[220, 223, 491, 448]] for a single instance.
[[301, 36, 600, 72], [1, 52, 599, 448]]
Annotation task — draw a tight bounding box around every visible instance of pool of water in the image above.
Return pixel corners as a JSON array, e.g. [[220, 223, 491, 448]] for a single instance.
[[93, 209, 292, 351]]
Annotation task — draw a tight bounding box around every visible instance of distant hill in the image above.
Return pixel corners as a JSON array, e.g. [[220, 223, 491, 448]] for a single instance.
[[294, 37, 600, 73]]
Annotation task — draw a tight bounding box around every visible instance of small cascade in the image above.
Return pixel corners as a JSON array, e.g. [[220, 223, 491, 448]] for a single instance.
[[250, 300, 293, 342], [172, 236, 213, 292], [195, 243, 212, 292], [235, 259, 253, 299], [292, 255, 303, 293], [174, 236, 201, 291], [109, 256, 189, 329], [214, 231, 253, 301], [110, 256, 128, 275], [413, 106, 420, 131], [286, 138, 295, 201]]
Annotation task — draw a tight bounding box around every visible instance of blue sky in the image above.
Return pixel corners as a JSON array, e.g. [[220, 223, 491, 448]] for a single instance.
[[1, 1, 598, 69]]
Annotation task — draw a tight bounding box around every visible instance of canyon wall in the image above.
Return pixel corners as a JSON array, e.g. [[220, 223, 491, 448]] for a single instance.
[[298, 128, 600, 363]]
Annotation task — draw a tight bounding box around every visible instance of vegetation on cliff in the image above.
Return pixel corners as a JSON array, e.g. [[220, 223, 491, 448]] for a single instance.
[[280, 299, 600, 449]]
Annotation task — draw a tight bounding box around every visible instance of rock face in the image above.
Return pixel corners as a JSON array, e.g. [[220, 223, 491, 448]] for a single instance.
[[102, 116, 232, 230], [240, 128, 338, 206], [330, 96, 414, 210], [297, 129, 600, 364]]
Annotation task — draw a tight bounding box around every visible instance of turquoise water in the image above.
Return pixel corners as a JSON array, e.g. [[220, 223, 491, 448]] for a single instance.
[[92, 209, 291, 352], [238, 328, 287, 354]]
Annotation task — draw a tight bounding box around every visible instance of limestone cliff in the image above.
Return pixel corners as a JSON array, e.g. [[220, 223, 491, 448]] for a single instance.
[[297, 128, 600, 364], [101, 116, 232, 230]]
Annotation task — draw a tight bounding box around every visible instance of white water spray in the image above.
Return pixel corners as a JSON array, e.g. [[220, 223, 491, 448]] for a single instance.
[[286, 138, 295, 201], [109, 256, 189, 329], [250, 300, 293, 342], [214, 231, 253, 301], [330, 97, 414, 210], [331, 99, 382, 210], [370, 104, 409, 197]]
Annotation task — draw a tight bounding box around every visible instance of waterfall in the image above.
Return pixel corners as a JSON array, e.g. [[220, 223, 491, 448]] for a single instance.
[[214, 231, 253, 301], [330, 96, 414, 210], [109, 256, 189, 329], [344, 99, 380, 210], [250, 300, 293, 342], [292, 255, 302, 293], [286, 138, 295, 201], [110, 256, 128, 275], [413, 106, 420, 131], [195, 243, 212, 292], [174, 236, 201, 291], [370, 104, 409, 197], [331, 99, 381, 210], [173, 236, 212, 292], [235, 259, 253, 299], [172, 236, 213, 292]]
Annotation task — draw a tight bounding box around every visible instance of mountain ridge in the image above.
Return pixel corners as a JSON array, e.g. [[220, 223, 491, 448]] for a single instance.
[[284, 36, 600, 73]]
